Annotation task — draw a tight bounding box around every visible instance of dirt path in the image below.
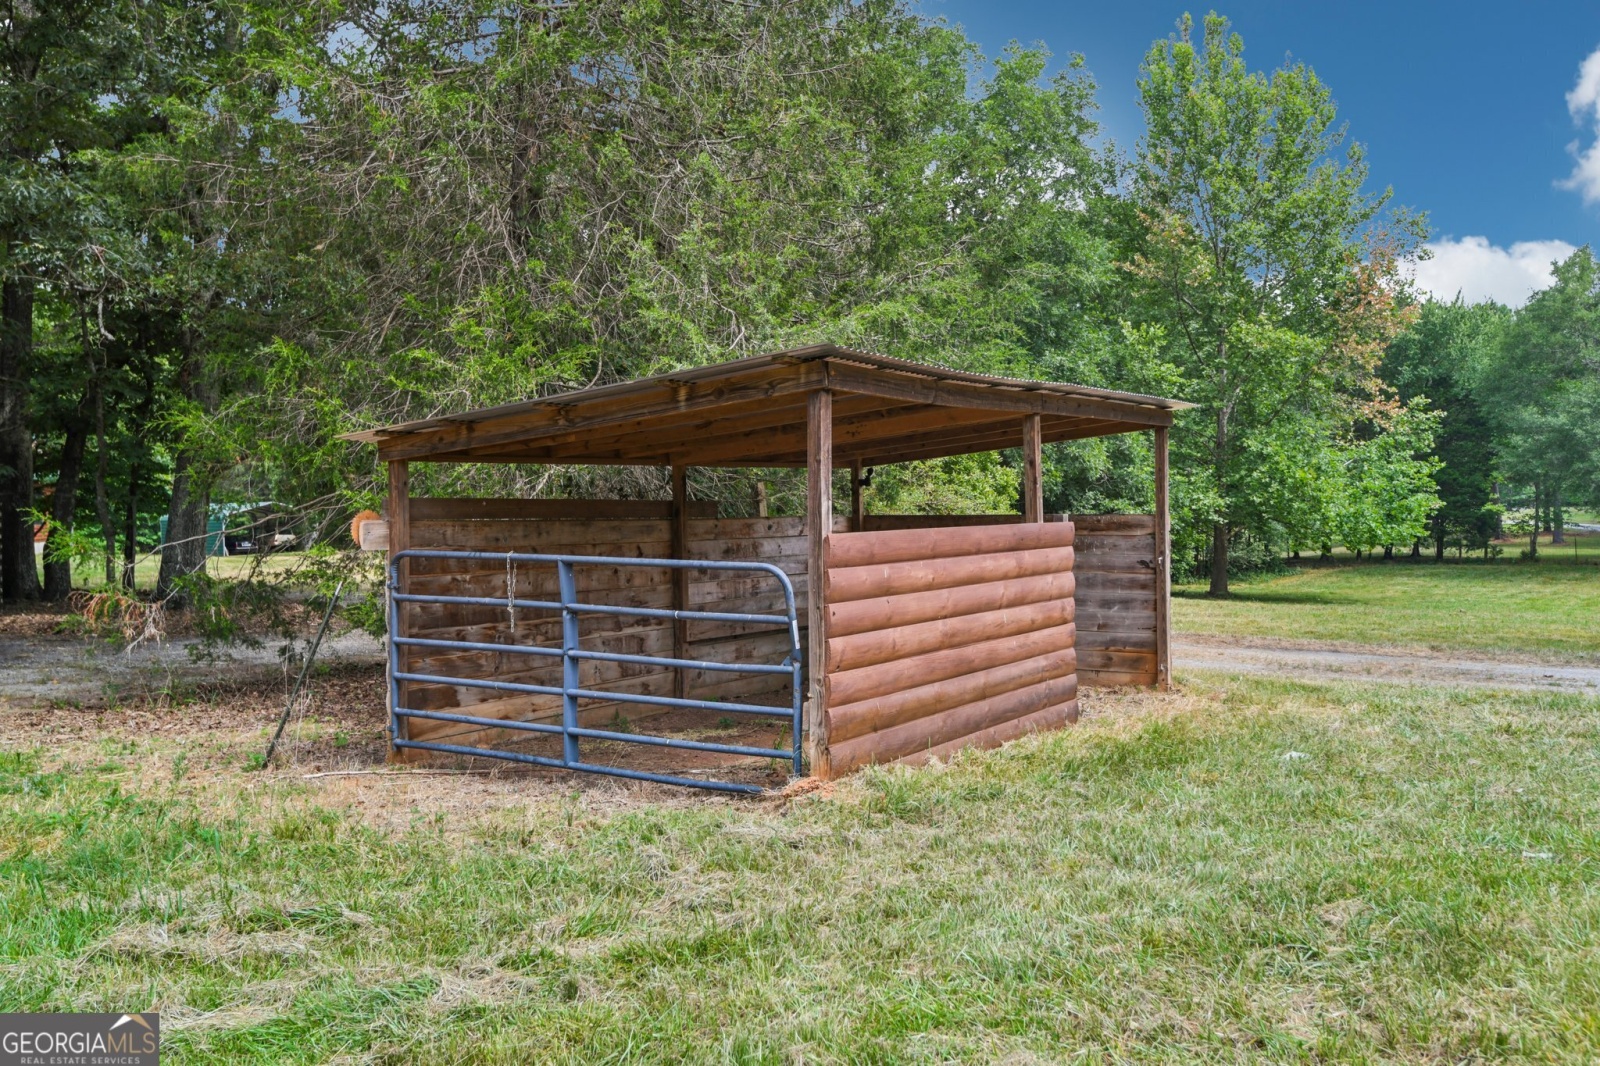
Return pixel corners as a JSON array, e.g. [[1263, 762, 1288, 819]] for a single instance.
[[6, 621, 1597, 715], [0, 629, 385, 708], [1175, 634, 1600, 694]]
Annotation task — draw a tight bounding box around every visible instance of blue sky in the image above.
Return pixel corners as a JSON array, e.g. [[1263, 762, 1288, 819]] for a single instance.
[[927, 1, 1600, 306]]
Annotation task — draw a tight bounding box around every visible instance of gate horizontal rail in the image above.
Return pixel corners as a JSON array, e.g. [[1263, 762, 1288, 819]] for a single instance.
[[388, 549, 803, 795]]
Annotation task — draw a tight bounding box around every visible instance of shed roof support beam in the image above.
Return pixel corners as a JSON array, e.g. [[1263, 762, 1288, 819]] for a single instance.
[[1023, 414, 1043, 524], [806, 389, 833, 777]]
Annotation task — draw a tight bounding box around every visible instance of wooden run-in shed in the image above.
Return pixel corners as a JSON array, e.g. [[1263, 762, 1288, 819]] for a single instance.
[[345, 344, 1191, 786]]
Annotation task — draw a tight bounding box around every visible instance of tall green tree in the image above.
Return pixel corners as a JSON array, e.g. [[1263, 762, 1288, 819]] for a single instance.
[[1381, 298, 1507, 558], [1479, 247, 1600, 552], [206, 0, 1116, 516], [0, 0, 161, 600], [1125, 12, 1424, 593]]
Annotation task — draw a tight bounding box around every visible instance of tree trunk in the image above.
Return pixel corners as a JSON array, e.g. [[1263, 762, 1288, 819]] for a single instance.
[[157, 451, 209, 601], [1209, 383, 1230, 597], [1208, 521, 1229, 596], [1383, 544, 1394, 560], [156, 399, 213, 599], [1551, 494, 1565, 545], [1528, 484, 1539, 560], [157, 285, 220, 603], [121, 460, 138, 590], [93, 376, 117, 586], [42, 399, 89, 601], [0, 278, 40, 602]]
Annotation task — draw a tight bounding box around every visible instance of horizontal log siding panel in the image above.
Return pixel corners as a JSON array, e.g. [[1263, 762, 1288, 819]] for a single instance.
[[896, 699, 1079, 768], [820, 520, 1078, 777], [829, 647, 1077, 743], [829, 520, 1075, 568], [1073, 513, 1158, 687], [826, 546, 1074, 604], [827, 571, 1074, 638], [826, 598, 1075, 674], [827, 623, 1076, 707], [831, 674, 1079, 774]]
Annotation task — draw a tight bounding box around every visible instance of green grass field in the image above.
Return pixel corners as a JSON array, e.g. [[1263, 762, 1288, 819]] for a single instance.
[[5, 676, 1600, 1063], [1176, 535, 1600, 661]]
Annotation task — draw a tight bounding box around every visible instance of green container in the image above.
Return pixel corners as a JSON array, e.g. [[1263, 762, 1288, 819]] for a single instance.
[[158, 515, 229, 557]]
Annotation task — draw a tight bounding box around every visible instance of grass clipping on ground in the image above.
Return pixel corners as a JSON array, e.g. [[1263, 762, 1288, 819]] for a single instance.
[[4, 676, 1600, 1063]]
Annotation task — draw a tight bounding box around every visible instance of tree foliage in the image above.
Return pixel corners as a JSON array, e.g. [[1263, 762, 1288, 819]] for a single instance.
[[20, 2, 1597, 610], [1125, 13, 1427, 591]]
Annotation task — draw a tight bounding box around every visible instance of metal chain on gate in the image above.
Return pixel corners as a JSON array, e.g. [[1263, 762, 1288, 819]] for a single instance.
[[505, 552, 518, 635]]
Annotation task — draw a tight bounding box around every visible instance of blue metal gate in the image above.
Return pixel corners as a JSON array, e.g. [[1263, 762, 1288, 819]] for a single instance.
[[387, 549, 803, 795]]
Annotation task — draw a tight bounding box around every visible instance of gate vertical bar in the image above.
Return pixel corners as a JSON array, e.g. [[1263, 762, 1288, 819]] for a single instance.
[[670, 464, 690, 699], [386, 460, 410, 760], [557, 559, 581, 765], [387, 560, 400, 750], [791, 657, 803, 776]]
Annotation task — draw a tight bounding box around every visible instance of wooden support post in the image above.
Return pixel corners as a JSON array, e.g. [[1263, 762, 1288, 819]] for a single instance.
[[1022, 413, 1043, 523], [385, 460, 411, 758], [806, 389, 833, 777], [671, 464, 690, 700], [754, 480, 768, 518], [850, 460, 864, 532], [1154, 426, 1172, 691]]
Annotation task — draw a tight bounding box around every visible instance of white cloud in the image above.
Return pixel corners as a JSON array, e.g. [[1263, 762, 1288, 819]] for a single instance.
[[1560, 45, 1600, 203], [1411, 237, 1576, 307]]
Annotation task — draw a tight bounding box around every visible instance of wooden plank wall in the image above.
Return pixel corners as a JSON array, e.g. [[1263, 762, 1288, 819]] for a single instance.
[[396, 498, 806, 751], [820, 521, 1078, 776], [1073, 513, 1159, 687], [857, 513, 1067, 531]]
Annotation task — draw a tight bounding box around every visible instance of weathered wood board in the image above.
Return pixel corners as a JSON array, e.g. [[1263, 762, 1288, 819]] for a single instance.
[[1072, 514, 1160, 687]]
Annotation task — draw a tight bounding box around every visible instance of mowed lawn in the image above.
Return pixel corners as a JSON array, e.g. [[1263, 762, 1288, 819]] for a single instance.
[[1175, 549, 1600, 661], [5, 675, 1600, 1063]]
